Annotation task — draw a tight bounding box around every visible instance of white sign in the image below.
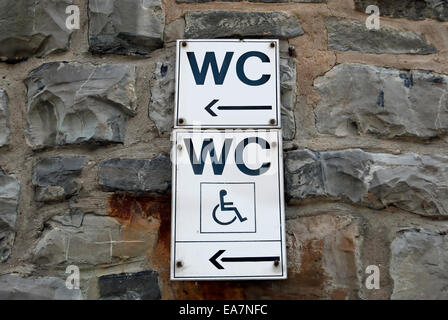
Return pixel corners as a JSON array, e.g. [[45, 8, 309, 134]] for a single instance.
[[174, 39, 281, 128], [171, 129, 286, 280]]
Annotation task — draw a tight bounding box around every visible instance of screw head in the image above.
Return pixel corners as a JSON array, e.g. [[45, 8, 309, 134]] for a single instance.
[[178, 118, 185, 125], [270, 42, 275, 48], [182, 41, 187, 47], [271, 141, 277, 148], [177, 144, 182, 151], [274, 259, 280, 267], [269, 119, 276, 125], [176, 261, 183, 268]]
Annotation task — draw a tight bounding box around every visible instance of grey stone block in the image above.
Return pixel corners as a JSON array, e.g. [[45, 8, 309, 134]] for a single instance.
[[89, 0, 164, 56], [0, 169, 20, 263], [326, 17, 436, 54], [33, 214, 121, 266], [285, 149, 448, 217], [0, 0, 73, 63], [98, 270, 161, 300], [314, 63, 448, 139], [355, 0, 448, 22], [98, 154, 171, 193], [0, 89, 9, 147], [32, 156, 86, 202], [0, 274, 83, 300], [391, 228, 448, 299], [280, 57, 297, 141], [149, 58, 176, 135], [25, 62, 137, 149], [184, 11, 304, 39]]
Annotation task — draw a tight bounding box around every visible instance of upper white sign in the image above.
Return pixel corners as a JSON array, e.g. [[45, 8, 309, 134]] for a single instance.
[[174, 39, 280, 128]]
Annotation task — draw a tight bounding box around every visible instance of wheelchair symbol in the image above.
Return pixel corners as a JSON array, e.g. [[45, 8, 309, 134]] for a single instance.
[[212, 189, 248, 225]]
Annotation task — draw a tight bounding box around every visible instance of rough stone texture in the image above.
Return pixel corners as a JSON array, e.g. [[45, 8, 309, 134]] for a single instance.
[[280, 57, 297, 140], [98, 270, 161, 300], [0, 274, 83, 299], [285, 149, 448, 217], [33, 211, 158, 266], [33, 214, 119, 266], [0, 170, 20, 263], [33, 193, 162, 266], [245, 214, 361, 299], [326, 17, 437, 55], [315, 64, 448, 139], [32, 156, 86, 202], [0, 89, 9, 147], [149, 59, 176, 135], [164, 19, 185, 43], [25, 62, 137, 149], [89, 0, 165, 56], [0, 0, 73, 63], [184, 11, 304, 39], [98, 154, 171, 193], [390, 228, 448, 299], [355, 0, 448, 22]]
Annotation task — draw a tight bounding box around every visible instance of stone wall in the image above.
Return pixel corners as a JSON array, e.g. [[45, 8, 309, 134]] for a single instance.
[[0, 0, 447, 300]]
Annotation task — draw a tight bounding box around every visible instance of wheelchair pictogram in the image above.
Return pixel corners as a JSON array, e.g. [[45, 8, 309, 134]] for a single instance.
[[200, 182, 255, 233], [212, 190, 248, 225]]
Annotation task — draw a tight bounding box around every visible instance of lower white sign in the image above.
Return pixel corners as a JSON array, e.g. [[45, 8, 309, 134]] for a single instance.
[[171, 129, 286, 280]]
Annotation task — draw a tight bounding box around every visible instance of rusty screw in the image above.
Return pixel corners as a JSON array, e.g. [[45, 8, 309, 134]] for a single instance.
[[288, 46, 297, 57], [176, 261, 183, 268], [270, 42, 275, 48], [274, 259, 280, 267], [182, 41, 187, 47], [269, 119, 276, 125], [178, 118, 185, 125]]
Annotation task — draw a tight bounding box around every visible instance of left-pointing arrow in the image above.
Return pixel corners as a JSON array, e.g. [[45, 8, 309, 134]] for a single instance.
[[205, 99, 273, 117], [209, 250, 225, 269], [205, 99, 219, 117], [209, 250, 280, 270]]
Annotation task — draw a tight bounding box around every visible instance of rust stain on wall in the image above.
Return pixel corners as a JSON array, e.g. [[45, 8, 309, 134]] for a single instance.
[[295, 239, 328, 291], [107, 193, 167, 263], [107, 193, 169, 223], [106, 192, 247, 299], [244, 238, 330, 300]]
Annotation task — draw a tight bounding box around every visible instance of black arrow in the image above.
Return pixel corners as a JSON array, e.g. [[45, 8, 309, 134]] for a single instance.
[[209, 250, 280, 270], [205, 99, 219, 117], [205, 99, 272, 117], [210, 250, 226, 269]]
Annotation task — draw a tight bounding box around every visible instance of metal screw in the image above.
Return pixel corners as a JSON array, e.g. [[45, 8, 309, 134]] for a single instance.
[[269, 119, 276, 125], [271, 141, 277, 148], [288, 46, 297, 57], [270, 42, 275, 48], [274, 260, 280, 267], [177, 144, 182, 151], [178, 118, 185, 125], [176, 261, 183, 268], [182, 41, 187, 47]]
